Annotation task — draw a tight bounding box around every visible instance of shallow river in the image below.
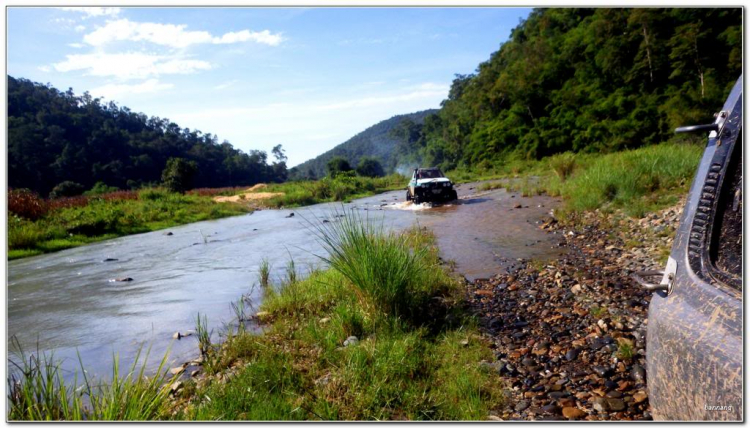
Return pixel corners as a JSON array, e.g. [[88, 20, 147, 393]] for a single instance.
[[8, 183, 561, 381]]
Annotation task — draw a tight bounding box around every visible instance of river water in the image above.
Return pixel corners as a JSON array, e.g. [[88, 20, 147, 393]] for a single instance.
[[7, 183, 561, 381]]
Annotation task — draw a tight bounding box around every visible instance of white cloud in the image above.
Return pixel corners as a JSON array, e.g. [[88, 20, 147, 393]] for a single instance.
[[90, 79, 174, 100], [74, 25, 86, 32], [214, 80, 239, 90], [68, 43, 85, 48], [52, 52, 211, 80], [83, 19, 283, 48], [212, 30, 283, 46], [59, 7, 121, 18], [38, 65, 51, 72], [315, 83, 449, 111]]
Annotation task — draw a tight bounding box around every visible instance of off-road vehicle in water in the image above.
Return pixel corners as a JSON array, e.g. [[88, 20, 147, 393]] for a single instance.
[[633, 76, 742, 421], [406, 167, 458, 204]]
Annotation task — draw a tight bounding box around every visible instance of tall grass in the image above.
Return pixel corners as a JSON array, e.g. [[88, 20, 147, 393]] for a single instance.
[[547, 151, 576, 181], [554, 143, 703, 217], [7, 340, 174, 421], [311, 211, 433, 320], [258, 258, 271, 288]]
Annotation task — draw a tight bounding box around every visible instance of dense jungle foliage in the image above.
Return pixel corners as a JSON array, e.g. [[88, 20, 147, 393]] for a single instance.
[[8, 76, 288, 196], [392, 8, 742, 170]]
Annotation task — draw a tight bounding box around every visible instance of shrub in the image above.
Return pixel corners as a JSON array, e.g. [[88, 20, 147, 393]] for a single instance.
[[548, 152, 576, 181], [139, 188, 170, 201], [161, 157, 198, 194], [355, 157, 385, 178], [83, 182, 120, 196], [8, 189, 48, 220], [326, 156, 353, 178], [49, 181, 85, 199]]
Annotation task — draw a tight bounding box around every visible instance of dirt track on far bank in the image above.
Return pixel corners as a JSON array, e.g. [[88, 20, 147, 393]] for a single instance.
[[213, 183, 284, 203]]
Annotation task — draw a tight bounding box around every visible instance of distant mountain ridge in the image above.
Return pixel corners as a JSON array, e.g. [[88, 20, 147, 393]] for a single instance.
[[290, 109, 437, 179]]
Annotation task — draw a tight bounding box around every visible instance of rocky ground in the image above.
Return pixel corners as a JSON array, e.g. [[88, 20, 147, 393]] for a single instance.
[[470, 200, 684, 421]]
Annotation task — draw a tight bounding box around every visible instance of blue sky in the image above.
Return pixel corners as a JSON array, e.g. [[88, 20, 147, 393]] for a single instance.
[[8, 7, 531, 167]]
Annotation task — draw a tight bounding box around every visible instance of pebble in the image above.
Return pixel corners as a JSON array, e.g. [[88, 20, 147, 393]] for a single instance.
[[565, 348, 581, 361], [562, 407, 586, 419], [343, 336, 359, 347], [515, 400, 530, 412], [464, 196, 683, 421]]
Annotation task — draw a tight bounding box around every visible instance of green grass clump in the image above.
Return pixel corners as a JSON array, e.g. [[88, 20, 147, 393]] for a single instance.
[[7, 342, 175, 421], [312, 212, 441, 320], [547, 151, 577, 181], [258, 258, 272, 288], [174, 217, 504, 421]]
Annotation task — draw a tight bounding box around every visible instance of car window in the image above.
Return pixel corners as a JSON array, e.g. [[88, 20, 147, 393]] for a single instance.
[[710, 130, 742, 284], [419, 170, 443, 179]]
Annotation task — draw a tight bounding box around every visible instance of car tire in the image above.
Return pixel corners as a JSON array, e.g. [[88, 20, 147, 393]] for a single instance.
[[406, 190, 411, 202], [449, 190, 458, 201]]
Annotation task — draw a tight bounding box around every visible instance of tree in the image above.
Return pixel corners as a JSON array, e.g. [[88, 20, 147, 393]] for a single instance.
[[326, 156, 352, 178], [270, 144, 288, 183], [7, 76, 290, 195], [271, 144, 288, 163], [356, 157, 385, 178], [161, 157, 198, 193]]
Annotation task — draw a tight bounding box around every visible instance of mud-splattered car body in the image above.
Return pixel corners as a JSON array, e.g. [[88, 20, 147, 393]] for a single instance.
[[644, 77, 742, 421], [406, 168, 458, 204]]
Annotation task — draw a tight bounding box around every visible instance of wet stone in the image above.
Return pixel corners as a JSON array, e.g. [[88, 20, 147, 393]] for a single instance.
[[607, 398, 626, 412], [631, 365, 646, 383], [562, 407, 586, 420], [515, 400, 530, 412], [565, 348, 581, 361]]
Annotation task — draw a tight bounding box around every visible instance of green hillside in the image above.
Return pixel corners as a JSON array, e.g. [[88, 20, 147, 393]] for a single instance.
[[396, 8, 741, 170], [8, 76, 288, 196], [289, 109, 437, 180]]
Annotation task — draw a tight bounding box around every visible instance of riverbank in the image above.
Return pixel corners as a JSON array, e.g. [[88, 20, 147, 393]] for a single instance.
[[7, 178, 689, 421], [8, 217, 506, 421], [8, 188, 251, 260], [8, 174, 407, 261], [251, 173, 407, 208], [467, 200, 684, 420], [447, 142, 702, 221]]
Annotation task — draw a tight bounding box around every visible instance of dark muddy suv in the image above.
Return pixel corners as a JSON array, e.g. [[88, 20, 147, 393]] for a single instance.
[[634, 77, 742, 421]]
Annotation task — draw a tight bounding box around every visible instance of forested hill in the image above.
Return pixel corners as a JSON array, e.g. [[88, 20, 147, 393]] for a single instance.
[[395, 8, 742, 171], [289, 109, 437, 180], [8, 76, 288, 196]]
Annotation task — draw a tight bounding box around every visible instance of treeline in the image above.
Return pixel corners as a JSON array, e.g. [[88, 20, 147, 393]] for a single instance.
[[394, 8, 742, 170], [8, 76, 288, 196], [289, 109, 436, 180]]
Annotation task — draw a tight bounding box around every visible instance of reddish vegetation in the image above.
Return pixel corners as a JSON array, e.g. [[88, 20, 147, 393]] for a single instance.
[[47, 196, 89, 211], [9, 189, 141, 219], [8, 189, 49, 220]]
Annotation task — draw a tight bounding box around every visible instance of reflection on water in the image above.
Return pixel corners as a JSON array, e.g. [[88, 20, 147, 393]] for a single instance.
[[8, 182, 561, 380]]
